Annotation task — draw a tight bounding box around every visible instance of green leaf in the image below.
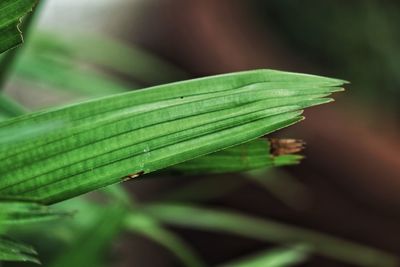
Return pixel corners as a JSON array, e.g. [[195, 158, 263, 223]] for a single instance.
[[0, 236, 40, 264], [0, 0, 38, 54], [0, 201, 66, 225], [0, 201, 64, 264], [162, 138, 303, 202], [0, 70, 344, 203], [0, 93, 27, 118], [0, 113, 8, 121], [13, 53, 133, 97], [49, 204, 126, 267], [27, 31, 188, 84], [142, 203, 398, 267], [218, 245, 309, 267], [171, 138, 303, 174], [125, 212, 205, 267], [246, 169, 311, 211], [0, 119, 62, 146]]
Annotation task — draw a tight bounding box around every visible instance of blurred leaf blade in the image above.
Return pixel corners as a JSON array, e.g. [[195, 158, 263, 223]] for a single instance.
[[0, 237, 40, 264], [0, 93, 27, 117], [0, 201, 65, 264], [0, 201, 66, 225], [28, 31, 188, 84], [13, 53, 134, 97], [125, 212, 206, 267], [142, 203, 398, 267], [49, 204, 126, 267], [219, 245, 309, 267], [246, 169, 311, 211]]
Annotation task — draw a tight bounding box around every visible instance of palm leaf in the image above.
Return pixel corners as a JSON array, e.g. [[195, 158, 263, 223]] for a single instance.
[[0, 236, 39, 264], [172, 138, 303, 174], [0, 70, 344, 203], [0, 201, 66, 225], [0, 0, 38, 54], [0, 201, 65, 264]]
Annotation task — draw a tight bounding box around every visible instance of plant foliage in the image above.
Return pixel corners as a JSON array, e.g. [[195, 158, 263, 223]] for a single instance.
[[0, 0, 38, 54], [0, 69, 344, 204]]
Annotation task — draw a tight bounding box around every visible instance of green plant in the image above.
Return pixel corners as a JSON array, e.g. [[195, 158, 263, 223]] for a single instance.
[[0, 0, 38, 54], [0, 2, 397, 267]]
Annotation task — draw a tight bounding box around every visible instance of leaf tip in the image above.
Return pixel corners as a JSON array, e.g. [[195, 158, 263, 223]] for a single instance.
[[269, 138, 305, 156]]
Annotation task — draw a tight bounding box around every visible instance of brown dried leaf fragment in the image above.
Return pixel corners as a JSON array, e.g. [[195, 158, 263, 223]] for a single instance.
[[122, 171, 144, 182], [269, 138, 305, 156]]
